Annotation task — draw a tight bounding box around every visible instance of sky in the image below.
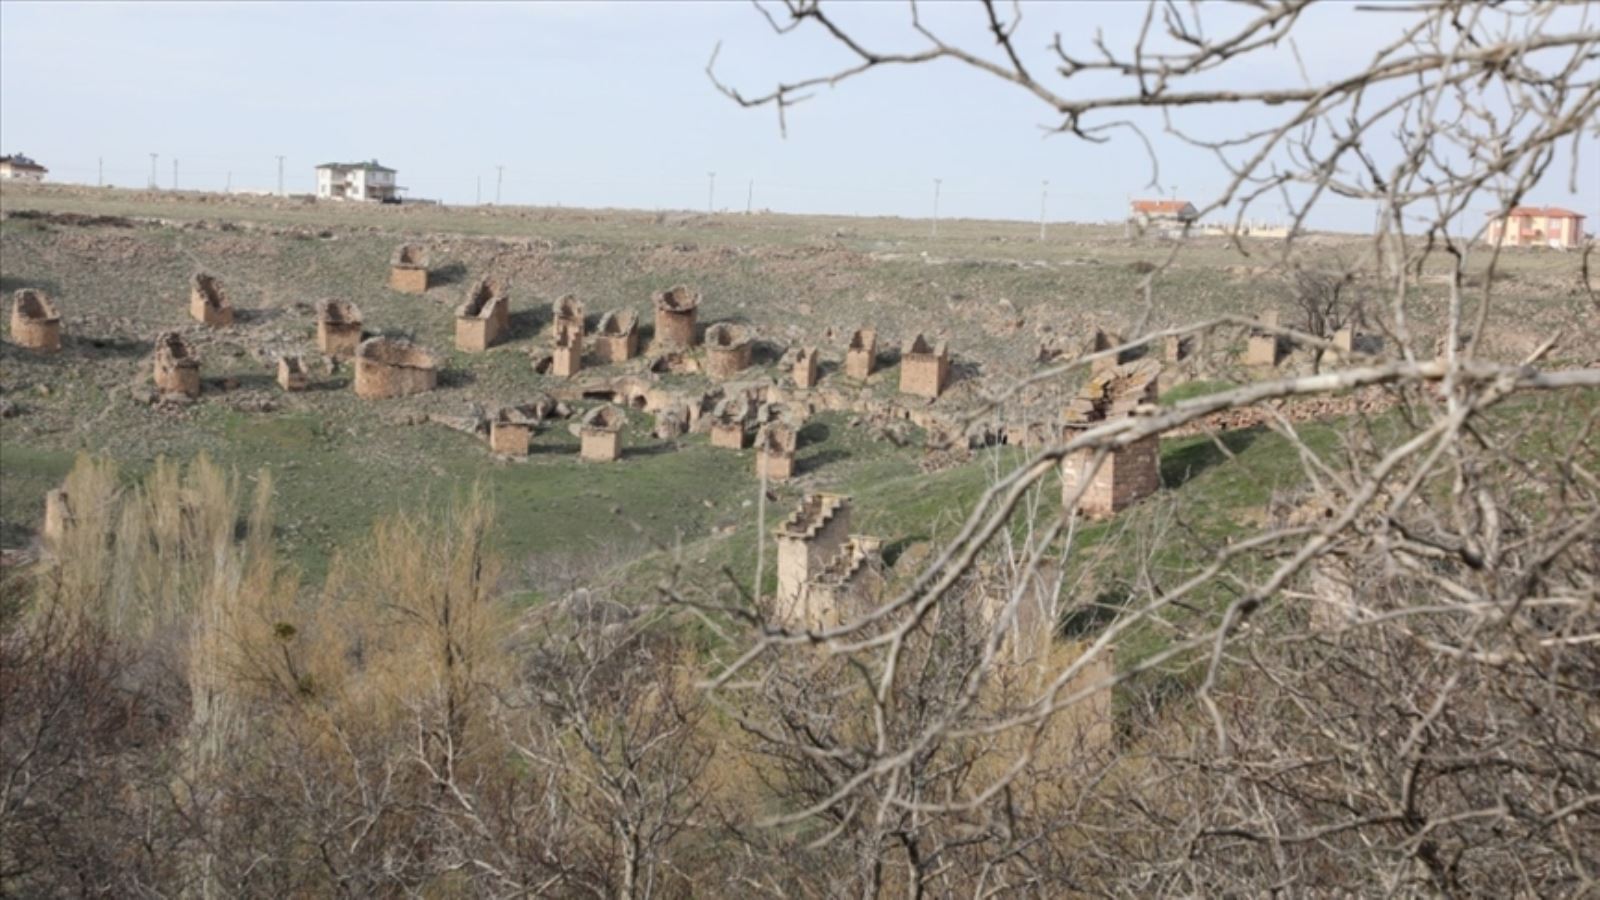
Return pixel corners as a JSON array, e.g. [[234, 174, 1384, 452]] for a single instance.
[[1, 1, 1595, 232]]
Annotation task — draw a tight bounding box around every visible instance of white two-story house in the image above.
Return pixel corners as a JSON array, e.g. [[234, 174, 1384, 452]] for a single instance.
[[315, 160, 401, 202]]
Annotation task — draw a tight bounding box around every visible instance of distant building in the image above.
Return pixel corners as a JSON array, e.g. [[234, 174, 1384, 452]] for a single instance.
[[315, 160, 402, 202], [1486, 206, 1587, 249], [1128, 198, 1198, 238], [0, 154, 48, 181]]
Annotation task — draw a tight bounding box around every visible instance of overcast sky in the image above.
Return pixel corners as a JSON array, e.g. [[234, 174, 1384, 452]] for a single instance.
[[2, 1, 1595, 232]]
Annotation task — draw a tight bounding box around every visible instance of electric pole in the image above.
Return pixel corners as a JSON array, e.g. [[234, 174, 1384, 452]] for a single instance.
[[746, 179, 753, 215], [97, 157, 103, 187], [173, 158, 178, 191], [149, 153, 158, 189], [931, 178, 942, 238], [707, 171, 716, 213], [476, 175, 482, 206], [275, 155, 285, 196], [1039, 179, 1049, 242], [495, 165, 503, 205], [225, 171, 232, 193]]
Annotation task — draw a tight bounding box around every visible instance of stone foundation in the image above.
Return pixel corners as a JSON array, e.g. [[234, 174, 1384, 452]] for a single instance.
[[9, 289, 61, 352], [354, 337, 439, 399]]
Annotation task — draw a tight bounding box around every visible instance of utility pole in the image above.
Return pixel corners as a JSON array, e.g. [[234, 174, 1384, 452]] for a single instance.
[[1039, 179, 1049, 242], [97, 157, 103, 187], [225, 171, 232, 193], [495, 165, 503, 205], [707, 171, 716, 213], [173, 158, 179, 191], [275, 155, 285, 196], [475, 175, 482, 205], [931, 178, 942, 238], [149, 153, 158, 189], [746, 179, 753, 215]]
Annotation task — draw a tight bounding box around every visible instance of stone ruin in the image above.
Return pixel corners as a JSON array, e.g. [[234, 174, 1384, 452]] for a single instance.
[[708, 395, 751, 449], [153, 331, 201, 397], [773, 494, 884, 631], [793, 346, 820, 389], [1243, 310, 1282, 367], [42, 488, 71, 550], [276, 355, 308, 391], [1088, 328, 1134, 375], [456, 276, 511, 352], [756, 422, 798, 481], [552, 294, 586, 341], [593, 310, 640, 364], [354, 337, 439, 399], [652, 285, 700, 348], [189, 273, 234, 327], [552, 328, 583, 378], [703, 322, 753, 380], [1060, 359, 1163, 518], [899, 334, 950, 399], [489, 404, 544, 456], [389, 244, 430, 294], [9, 289, 61, 352], [315, 298, 364, 358], [1163, 334, 1194, 363], [579, 404, 625, 462], [845, 328, 878, 380]]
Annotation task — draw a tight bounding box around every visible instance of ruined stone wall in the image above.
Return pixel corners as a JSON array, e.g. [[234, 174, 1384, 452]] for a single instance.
[[389, 244, 429, 294], [490, 421, 532, 456], [757, 447, 794, 481], [354, 338, 438, 399], [845, 329, 877, 380], [153, 332, 201, 397], [1061, 435, 1161, 517], [316, 299, 363, 358], [1243, 311, 1281, 367], [580, 428, 621, 461], [900, 352, 949, 399], [793, 348, 819, 388], [189, 273, 234, 327], [277, 356, 308, 391], [9, 289, 61, 352], [710, 421, 746, 449], [456, 282, 510, 352]]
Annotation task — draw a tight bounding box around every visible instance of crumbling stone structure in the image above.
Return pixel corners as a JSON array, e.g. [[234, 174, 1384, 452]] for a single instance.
[[552, 329, 583, 378], [456, 276, 511, 352], [354, 337, 439, 399], [703, 323, 753, 380], [652, 285, 700, 349], [489, 405, 541, 456], [1331, 326, 1353, 355], [389, 244, 429, 294], [552, 294, 586, 341], [9, 289, 61, 352], [152, 331, 201, 397], [793, 347, 819, 388], [189, 273, 234, 327], [708, 396, 750, 449], [579, 404, 624, 462], [1163, 334, 1194, 363], [1243, 310, 1281, 367], [756, 423, 798, 481], [42, 488, 71, 550], [845, 328, 878, 380], [1060, 360, 1163, 518], [315, 298, 364, 358], [276, 355, 308, 391], [593, 310, 640, 364], [1089, 328, 1127, 375], [899, 334, 950, 399], [773, 494, 885, 630]]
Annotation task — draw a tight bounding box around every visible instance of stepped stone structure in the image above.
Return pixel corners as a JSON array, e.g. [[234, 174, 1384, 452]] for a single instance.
[[315, 298, 364, 358], [552, 294, 586, 341], [844, 328, 878, 380], [793, 347, 819, 388], [773, 494, 884, 630], [152, 331, 201, 397], [456, 276, 511, 352], [389, 244, 429, 293], [189, 273, 234, 327], [276, 355, 308, 391], [593, 310, 640, 364], [579, 404, 624, 461], [756, 423, 798, 481], [652, 285, 700, 348], [1060, 359, 1163, 518], [552, 329, 583, 378], [354, 337, 438, 398], [596, 311, 641, 363], [489, 405, 540, 456], [899, 334, 950, 399], [9, 289, 61, 352], [704, 323, 753, 380], [1243, 310, 1281, 367]]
